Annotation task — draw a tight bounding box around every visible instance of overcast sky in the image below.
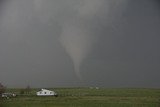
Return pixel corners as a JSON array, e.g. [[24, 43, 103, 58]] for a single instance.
[[0, 0, 160, 88]]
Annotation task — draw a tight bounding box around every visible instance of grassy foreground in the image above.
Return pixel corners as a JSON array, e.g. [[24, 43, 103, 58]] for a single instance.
[[0, 88, 160, 107]]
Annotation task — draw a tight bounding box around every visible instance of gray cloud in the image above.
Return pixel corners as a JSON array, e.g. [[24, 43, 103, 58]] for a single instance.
[[0, 0, 160, 88]]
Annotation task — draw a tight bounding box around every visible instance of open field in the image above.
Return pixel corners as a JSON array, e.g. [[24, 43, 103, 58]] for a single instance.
[[1, 88, 160, 107]]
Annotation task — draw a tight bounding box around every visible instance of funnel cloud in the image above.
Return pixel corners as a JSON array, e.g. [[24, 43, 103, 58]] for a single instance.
[[60, 0, 127, 79], [60, 23, 94, 79]]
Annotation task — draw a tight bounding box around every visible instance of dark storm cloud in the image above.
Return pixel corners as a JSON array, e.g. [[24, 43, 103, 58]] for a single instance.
[[84, 0, 160, 88], [0, 0, 160, 88]]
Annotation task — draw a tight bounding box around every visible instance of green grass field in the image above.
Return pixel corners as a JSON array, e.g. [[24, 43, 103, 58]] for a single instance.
[[1, 88, 160, 107]]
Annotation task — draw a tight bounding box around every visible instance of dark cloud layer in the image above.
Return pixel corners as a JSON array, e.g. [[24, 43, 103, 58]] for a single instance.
[[0, 0, 160, 88]]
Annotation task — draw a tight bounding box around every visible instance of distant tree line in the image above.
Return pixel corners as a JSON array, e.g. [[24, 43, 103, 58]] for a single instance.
[[20, 85, 31, 95], [0, 83, 6, 99]]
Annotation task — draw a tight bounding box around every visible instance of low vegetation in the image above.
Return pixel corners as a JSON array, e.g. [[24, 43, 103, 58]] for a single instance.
[[0, 88, 160, 107]]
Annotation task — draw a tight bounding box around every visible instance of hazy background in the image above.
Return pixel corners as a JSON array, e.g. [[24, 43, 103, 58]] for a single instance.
[[0, 0, 160, 88]]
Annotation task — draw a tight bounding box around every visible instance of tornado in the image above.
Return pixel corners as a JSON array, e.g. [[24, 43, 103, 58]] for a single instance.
[[59, 0, 105, 79], [60, 24, 94, 79]]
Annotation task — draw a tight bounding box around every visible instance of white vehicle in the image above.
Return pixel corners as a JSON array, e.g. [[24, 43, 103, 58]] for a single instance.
[[2, 93, 16, 98]]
